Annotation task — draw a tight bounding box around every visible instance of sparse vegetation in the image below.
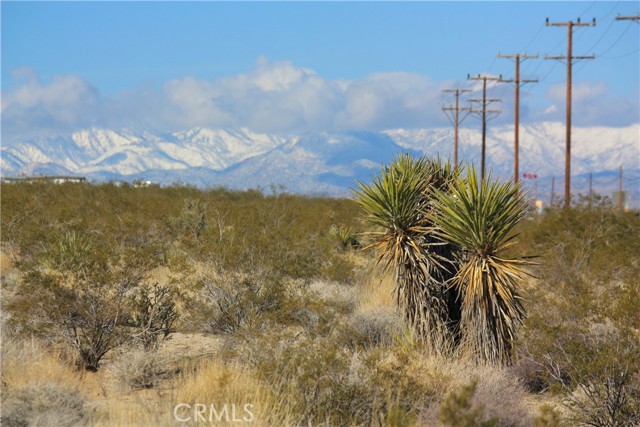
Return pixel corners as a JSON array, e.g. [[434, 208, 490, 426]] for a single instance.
[[1, 166, 638, 426]]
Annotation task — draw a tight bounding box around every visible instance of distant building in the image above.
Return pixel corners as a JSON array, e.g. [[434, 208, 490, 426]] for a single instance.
[[132, 179, 154, 188], [1, 175, 87, 184]]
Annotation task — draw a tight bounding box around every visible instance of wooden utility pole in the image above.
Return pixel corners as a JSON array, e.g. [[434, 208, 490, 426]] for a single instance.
[[467, 74, 502, 180], [550, 176, 556, 207], [545, 17, 596, 209], [497, 52, 539, 184], [441, 89, 472, 165], [618, 165, 624, 211], [589, 171, 593, 209]]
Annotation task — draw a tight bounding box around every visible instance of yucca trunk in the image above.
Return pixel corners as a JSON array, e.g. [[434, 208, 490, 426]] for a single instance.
[[431, 166, 530, 364], [393, 238, 453, 352], [355, 154, 461, 354]]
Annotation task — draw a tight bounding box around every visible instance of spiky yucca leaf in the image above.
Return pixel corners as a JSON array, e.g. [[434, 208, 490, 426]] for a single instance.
[[329, 224, 359, 250], [431, 165, 530, 364], [354, 154, 462, 353]]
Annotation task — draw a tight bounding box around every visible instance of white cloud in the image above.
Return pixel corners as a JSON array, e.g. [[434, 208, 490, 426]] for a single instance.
[[2, 68, 101, 137], [2, 62, 638, 142], [541, 81, 639, 126], [545, 81, 607, 103], [159, 59, 451, 133]]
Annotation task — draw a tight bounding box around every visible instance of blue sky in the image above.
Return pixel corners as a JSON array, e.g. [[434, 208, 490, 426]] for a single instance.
[[2, 1, 639, 140]]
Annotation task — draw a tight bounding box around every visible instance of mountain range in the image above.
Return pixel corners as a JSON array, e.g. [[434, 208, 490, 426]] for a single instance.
[[1, 122, 638, 207]]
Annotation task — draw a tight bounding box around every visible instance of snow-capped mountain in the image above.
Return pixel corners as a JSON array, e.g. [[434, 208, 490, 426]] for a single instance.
[[1, 122, 638, 206], [385, 122, 639, 178], [0, 127, 284, 177]]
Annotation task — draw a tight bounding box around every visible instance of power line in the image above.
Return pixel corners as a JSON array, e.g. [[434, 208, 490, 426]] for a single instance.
[[600, 1, 623, 21], [602, 47, 640, 59], [598, 20, 637, 57], [584, 14, 617, 52], [523, 23, 545, 52], [577, 1, 598, 19]]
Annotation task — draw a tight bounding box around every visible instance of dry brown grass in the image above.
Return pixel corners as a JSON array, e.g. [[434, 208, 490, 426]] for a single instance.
[[172, 356, 296, 426], [0, 249, 14, 275], [357, 266, 396, 311], [1, 337, 91, 427], [1, 337, 83, 391]]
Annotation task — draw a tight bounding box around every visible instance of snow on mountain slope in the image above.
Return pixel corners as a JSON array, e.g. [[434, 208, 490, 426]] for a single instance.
[[1, 127, 285, 176], [214, 131, 420, 195], [171, 128, 285, 169], [1, 123, 638, 204], [385, 122, 640, 178]]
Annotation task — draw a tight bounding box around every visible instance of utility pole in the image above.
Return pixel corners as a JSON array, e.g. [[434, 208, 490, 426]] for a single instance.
[[545, 17, 596, 209], [618, 165, 624, 211], [467, 74, 502, 180], [614, 14, 634, 211], [441, 89, 472, 165], [589, 171, 593, 209], [550, 176, 556, 207], [497, 52, 539, 185]]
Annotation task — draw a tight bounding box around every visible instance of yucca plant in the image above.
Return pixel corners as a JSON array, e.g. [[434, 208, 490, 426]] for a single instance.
[[354, 154, 461, 353], [431, 166, 530, 364], [329, 224, 360, 251]]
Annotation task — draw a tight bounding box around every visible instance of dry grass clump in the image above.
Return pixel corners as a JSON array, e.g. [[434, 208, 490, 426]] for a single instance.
[[1, 383, 87, 427], [308, 279, 359, 313], [1, 338, 89, 427], [111, 348, 177, 393], [421, 362, 536, 426], [1, 337, 83, 392], [336, 307, 404, 349], [354, 261, 396, 311], [172, 356, 295, 427], [241, 327, 456, 426]]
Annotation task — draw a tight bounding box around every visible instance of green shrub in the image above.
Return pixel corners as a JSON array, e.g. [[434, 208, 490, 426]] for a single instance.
[[8, 232, 157, 370], [563, 364, 640, 427], [534, 404, 562, 427], [128, 283, 178, 351], [438, 379, 499, 427], [512, 206, 640, 425]]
